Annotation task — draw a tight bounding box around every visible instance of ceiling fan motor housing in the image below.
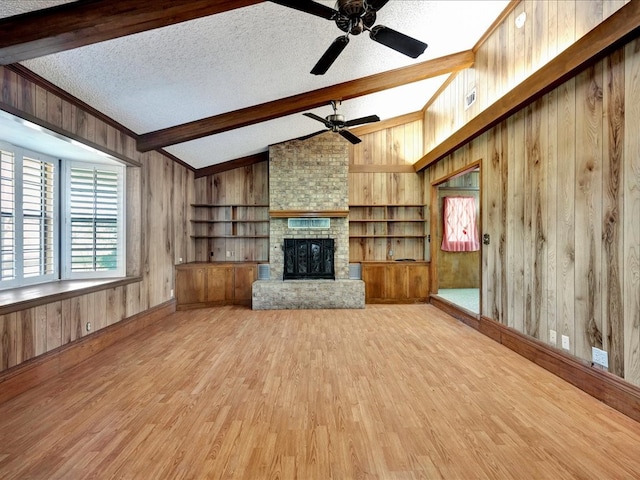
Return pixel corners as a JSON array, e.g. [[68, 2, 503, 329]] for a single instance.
[[327, 113, 346, 130], [335, 0, 376, 35]]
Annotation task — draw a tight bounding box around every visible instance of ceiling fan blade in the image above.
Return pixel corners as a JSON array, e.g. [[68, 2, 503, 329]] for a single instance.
[[311, 36, 349, 75], [268, 0, 338, 20], [369, 25, 428, 59], [339, 129, 362, 144], [365, 0, 391, 12], [303, 112, 332, 128], [345, 115, 380, 127], [297, 130, 327, 141]]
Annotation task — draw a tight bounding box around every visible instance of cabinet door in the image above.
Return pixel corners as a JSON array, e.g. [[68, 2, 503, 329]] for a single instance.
[[175, 267, 206, 305], [234, 264, 257, 304], [361, 264, 386, 301], [385, 264, 408, 300], [406, 264, 429, 301], [206, 265, 233, 304]]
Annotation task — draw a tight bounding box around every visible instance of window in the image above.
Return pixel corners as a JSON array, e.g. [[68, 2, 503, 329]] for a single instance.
[[0, 142, 125, 289], [64, 162, 125, 278], [441, 196, 480, 252]]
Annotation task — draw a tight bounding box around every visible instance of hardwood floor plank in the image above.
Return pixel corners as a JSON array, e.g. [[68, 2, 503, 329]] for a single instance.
[[0, 305, 640, 479]]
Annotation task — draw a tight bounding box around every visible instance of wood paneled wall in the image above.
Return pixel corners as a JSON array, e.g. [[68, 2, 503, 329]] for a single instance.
[[424, 0, 630, 152], [423, 2, 640, 386], [0, 66, 194, 374]]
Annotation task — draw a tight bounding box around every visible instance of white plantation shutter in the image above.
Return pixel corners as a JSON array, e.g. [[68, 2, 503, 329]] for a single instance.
[[0, 149, 15, 281], [22, 156, 56, 278], [66, 163, 124, 277], [0, 144, 57, 288]]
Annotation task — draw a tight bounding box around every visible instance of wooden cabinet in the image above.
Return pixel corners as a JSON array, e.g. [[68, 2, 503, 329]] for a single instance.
[[175, 263, 257, 309], [361, 261, 429, 304], [349, 204, 427, 262]]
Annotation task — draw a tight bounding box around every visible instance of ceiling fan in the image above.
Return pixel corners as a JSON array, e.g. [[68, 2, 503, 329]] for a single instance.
[[269, 0, 428, 75], [298, 100, 380, 144]]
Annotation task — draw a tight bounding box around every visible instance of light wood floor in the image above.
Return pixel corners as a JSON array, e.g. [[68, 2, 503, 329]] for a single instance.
[[1, 305, 639, 479]]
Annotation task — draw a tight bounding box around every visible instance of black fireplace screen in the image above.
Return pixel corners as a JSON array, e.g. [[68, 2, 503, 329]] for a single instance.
[[283, 239, 335, 280]]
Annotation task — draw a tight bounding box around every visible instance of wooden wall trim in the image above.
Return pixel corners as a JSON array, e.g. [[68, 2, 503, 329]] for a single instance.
[[349, 164, 416, 173], [194, 152, 269, 178], [0, 101, 141, 167], [0, 299, 176, 406], [6, 64, 140, 139], [430, 297, 640, 423], [414, 0, 640, 172], [350, 111, 423, 137], [471, 0, 520, 53], [269, 210, 349, 218], [5, 65, 196, 171]]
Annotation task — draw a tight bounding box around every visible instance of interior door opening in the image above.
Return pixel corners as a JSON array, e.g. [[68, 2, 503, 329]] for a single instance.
[[431, 164, 481, 314]]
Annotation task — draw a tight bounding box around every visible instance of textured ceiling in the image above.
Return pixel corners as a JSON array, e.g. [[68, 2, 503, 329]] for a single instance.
[[1, 1, 510, 169]]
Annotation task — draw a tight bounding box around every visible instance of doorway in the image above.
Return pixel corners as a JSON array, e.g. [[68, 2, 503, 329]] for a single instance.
[[431, 164, 481, 314]]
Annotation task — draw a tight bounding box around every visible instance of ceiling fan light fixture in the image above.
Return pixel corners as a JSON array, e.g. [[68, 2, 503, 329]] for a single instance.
[[299, 101, 379, 144], [272, 0, 427, 74]]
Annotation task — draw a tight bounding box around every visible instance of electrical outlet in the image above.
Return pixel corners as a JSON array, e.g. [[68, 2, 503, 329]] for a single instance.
[[388, 250, 394, 257], [86, 321, 91, 332], [549, 329, 557, 345], [592, 347, 609, 369], [226, 251, 232, 257], [561, 335, 570, 351], [170, 289, 174, 298], [178, 257, 183, 263]]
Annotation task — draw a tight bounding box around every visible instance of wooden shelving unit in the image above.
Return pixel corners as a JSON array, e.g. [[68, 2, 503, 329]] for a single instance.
[[348, 204, 427, 261], [191, 204, 269, 262]]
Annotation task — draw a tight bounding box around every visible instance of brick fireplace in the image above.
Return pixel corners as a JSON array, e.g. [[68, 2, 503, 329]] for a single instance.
[[252, 133, 365, 309]]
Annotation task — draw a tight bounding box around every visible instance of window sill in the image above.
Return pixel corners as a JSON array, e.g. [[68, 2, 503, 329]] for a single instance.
[[0, 276, 142, 316]]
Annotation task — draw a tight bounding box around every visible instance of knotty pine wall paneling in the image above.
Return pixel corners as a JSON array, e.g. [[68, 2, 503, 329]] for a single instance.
[[423, 9, 640, 385], [0, 65, 194, 375]]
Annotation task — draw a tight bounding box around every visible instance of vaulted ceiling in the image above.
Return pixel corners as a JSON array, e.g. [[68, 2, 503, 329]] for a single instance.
[[0, 0, 511, 170]]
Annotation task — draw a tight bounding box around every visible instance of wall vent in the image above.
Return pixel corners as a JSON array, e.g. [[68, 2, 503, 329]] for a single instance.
[[258, 264, 270, 280], [288, 218, 331, 229], [348, 263, 361, 280], [465, 87, 477, 110]]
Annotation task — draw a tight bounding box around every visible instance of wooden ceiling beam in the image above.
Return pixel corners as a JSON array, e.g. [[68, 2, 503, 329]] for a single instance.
[[414, 0, 640, 172], [0, 0, 264, 65], [137, 50, 474, 152]]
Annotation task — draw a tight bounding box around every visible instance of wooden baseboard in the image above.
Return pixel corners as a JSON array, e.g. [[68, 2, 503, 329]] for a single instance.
[[0, 299, 176, 405], [430, 295, 640, 423]]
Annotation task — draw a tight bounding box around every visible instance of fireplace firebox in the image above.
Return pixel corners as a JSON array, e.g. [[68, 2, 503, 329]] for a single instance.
[[283, 239, 335, 280]]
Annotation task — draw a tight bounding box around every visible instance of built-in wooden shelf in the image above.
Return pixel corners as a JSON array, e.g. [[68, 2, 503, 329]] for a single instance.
[[191, 204, 269, 262], [348, 204, 427, 261], [269, 210, 349, 218], [191, 235, 269, 239], [348, 219, 425, 223], [350, 234, 426, 238], [192, 203, 269, 207], [191, 220, 269, 224]]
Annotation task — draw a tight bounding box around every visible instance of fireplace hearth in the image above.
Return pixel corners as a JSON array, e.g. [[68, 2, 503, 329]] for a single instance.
[[284, 239, 335, 280]]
